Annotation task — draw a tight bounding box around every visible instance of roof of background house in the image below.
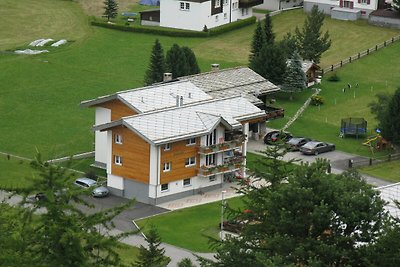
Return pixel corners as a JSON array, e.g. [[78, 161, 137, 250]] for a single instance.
[[287, 59, 320, 73], [95, 96, 266, 145], [80, 80, 212, 113], [178, 67, 279, 99], [378, 182, 400, 218]]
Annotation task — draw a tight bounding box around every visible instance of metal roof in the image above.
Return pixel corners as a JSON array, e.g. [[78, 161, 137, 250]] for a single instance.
[[378, 182, 400, 218], [95, 97, 266, 145]]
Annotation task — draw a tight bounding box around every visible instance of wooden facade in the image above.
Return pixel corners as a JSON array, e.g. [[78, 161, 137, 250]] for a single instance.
[[111, 126, 150, 184], [160, 138, 199, 184], [98, 100, 137, 121]]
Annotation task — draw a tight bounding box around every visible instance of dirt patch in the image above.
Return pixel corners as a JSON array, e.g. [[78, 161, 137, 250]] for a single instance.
[[77, 0, 140, 16]]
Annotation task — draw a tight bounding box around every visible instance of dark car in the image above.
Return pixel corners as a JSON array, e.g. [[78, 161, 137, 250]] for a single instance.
[[299, 141, 335, 155], [264, 131, 293, 145], [286, 137, 312, 151]]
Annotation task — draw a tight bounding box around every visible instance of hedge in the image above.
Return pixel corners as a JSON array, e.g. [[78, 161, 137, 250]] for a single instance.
[[90, 16, 256, 38]]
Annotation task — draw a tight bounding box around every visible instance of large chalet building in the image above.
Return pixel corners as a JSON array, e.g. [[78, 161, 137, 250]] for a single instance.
[[81, 66, 282, 204]]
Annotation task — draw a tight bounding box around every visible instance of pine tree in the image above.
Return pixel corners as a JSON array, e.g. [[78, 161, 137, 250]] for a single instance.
[[280, 32, 298, 59], [264, 13, 275, 45], [103, 0, 118, 22], [181, 46, 200, 75], [282, 50, 307, 96], [177, 258, 196, 267], [165, 44, 189, 78], [295, 5, 331, 63], [379, 88, 400, 145], [144, 39, 165, 85], [249, 44, 286, 85], [133, 226, 170, 267], [249, 21, 265, 62]]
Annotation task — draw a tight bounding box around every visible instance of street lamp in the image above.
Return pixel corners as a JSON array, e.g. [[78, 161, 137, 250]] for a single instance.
[[220, 190, 227, 240]]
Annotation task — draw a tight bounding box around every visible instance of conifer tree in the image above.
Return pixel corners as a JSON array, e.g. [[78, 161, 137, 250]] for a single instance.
[[264, 13, 275, 45], [378, 88, 400, 145], [249, 21, 265, 62], [181, 46, 201, 75], [295, 5, 331, 63], [103, 0, 118, 21], [144, 39, 165, 85], [165, 44, 189, 78], [282, 50, 307, 96], [133, 226, 170, 267]]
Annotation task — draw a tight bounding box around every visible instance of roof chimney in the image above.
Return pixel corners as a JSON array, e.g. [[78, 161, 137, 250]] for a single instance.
[[188, 92, 192, 98], [163, 73, 172, 82], [211, 63, 219, 71], [176, 95, 180, 107], [180, 96, 184, 106]]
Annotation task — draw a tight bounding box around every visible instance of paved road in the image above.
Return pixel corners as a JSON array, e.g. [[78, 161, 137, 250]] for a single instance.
[[247, 139, 392, 187]]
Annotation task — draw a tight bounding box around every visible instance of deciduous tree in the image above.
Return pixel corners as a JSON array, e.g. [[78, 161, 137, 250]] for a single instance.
[[144, 39, 166, 85], [375, 88, 400, 145], [295, 5, 331, 63]]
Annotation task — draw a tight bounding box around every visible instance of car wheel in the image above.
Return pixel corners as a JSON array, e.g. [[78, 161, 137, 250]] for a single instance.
[[314, 150, 319, 156]]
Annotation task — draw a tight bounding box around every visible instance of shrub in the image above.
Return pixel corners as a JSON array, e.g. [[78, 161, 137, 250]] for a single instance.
[[311, 95, 324, 106], [328, 73, 340, 82], [85, 169, 98, 180], [203, 25, 208, 32]]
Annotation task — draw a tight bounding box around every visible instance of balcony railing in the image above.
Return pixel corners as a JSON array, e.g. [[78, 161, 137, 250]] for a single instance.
[[198, 156, 245, 177], [199, 134, 246, 155], [239, 0, 263, 8]]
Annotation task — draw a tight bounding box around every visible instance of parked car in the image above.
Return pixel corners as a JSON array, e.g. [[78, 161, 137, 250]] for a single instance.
[[299, 141, 335, 155], [74, 177, 109, 197], [286, 137, 312, 151], [264, 131, 293, 145]]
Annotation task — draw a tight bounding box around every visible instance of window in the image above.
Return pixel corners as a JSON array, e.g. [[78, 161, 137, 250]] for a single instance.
[[180, 2, 185, 9], [343, 0, 353, 8], [206, 129, 217, 146], [215, 0, 221, 8], [206, 154, 216, 166], [114, 134, 122, 144], [185, 157, 196, 167], [164, 143, 171, 151], [224, 0, 228, 5], [115, 155, 122, 165], [183, 178, 191, 186], [161, 183, 169, 191], [186, 138, 196, 146], [163, 162, 171, 172], [186, 2, 190, 9], [209, 175, 217, 182], [180, 2, 190, 10]]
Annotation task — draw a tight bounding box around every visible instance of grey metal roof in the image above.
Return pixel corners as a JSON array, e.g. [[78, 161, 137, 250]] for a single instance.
[[95, 97, 266, 145], [378, 182, 400, 218], [178, 67, 279, 104]]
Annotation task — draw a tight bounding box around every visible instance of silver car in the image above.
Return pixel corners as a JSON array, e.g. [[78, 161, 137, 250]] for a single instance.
[[74, 177, 109, 197]]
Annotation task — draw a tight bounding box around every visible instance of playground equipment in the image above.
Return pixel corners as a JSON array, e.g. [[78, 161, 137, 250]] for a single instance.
[[362, 129, 389, 153], [340, 118, 367, 138]]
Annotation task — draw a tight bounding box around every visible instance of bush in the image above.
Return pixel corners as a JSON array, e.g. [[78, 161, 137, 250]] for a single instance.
[[90, 16, 256, 38], [311, 95, 324, 106], [328, 73, 340, 82], [85, 169, 98, 180]]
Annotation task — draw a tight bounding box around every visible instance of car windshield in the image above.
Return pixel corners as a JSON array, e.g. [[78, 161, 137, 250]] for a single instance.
[[302, 142, 317, 149], [287, 138, 301, 144]]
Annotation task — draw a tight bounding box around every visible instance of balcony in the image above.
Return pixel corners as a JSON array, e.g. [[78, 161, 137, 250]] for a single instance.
[[239, 0, 263, 8], [199, 134, 246, 155], [198, 156, 245, 177]]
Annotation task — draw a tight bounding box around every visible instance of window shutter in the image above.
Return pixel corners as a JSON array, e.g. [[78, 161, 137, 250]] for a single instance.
[[350, 1, 354, 8], [340, 0, 343, 8], [367, 0, 370, 4]]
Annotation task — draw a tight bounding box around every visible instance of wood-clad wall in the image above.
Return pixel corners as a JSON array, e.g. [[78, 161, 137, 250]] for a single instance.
[[160, 138, 199, 184], [111, 126, 150, 184], [98, 100, 137, 120]]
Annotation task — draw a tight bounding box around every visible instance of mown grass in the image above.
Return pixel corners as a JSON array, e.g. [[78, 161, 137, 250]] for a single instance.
[[137, 197, 244, 252], [359, 160, 400, 183], [0, 156, 35, 189], [0, 0, 90, 51], [116, 243, 140, 266]]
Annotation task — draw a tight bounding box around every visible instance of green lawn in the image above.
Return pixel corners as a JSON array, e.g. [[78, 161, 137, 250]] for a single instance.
[[116, 243, 140, 266], [137, 197, 244, 252], [0, 156, 35, 189], [359, 160, 400, 183]]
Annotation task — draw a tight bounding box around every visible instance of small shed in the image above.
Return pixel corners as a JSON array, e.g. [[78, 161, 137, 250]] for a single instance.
[[139, 9, 160, 26], [301, 60, 321, 83]]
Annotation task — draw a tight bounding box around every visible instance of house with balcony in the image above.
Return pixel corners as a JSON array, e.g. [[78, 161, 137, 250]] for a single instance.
[[81, 66, 282, 204], [304, 0, 385, 20], [140, 0, 262, 31]]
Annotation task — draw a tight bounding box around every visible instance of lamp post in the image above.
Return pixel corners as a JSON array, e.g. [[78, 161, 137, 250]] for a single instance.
[[220, 190, 227, 240]]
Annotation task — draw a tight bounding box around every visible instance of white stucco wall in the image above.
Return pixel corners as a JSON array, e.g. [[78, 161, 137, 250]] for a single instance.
[[107, 174, 124, 190], [256, 0, 302, 11], [95, 107, 111, 165]]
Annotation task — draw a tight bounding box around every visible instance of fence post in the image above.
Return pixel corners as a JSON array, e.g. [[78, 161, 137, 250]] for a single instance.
[[331, 65, 334, 71], [367, 49, 369, 55], [384, 41, 387, 47], [369, 158, 372, 166], [321, 69, 324, 76], [348, 159, 353, 168], [340, 60, 342, 67], [392, 37, 394, 43], [327, 164, 331, 174], [349, 56, 352, 63], [358, 53, 360, 59], [388, 154, 392, 161], [376, 45, 378, 51]]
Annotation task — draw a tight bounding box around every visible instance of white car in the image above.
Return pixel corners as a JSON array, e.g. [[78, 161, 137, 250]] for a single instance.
[[74, 177, 109, 197]]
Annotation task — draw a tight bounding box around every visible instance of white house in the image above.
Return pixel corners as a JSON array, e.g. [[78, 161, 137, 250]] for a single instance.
[[142, 0, 262, 31], [304, 0, 383, 20], [255, 0, 303, 11]]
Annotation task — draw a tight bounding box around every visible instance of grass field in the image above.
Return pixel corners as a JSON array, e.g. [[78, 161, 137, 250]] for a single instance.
[[359, 160, 400, 183], [0, 156, 35, 189], [137, 196, 244, 252]]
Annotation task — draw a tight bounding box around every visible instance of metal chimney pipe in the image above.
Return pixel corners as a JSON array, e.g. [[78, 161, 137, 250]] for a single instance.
[[163, 73, 173, 82]]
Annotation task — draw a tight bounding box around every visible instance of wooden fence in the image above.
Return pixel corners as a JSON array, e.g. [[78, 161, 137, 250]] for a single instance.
[[320, 35, 400, 76], [348, 153, 400, 169]]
